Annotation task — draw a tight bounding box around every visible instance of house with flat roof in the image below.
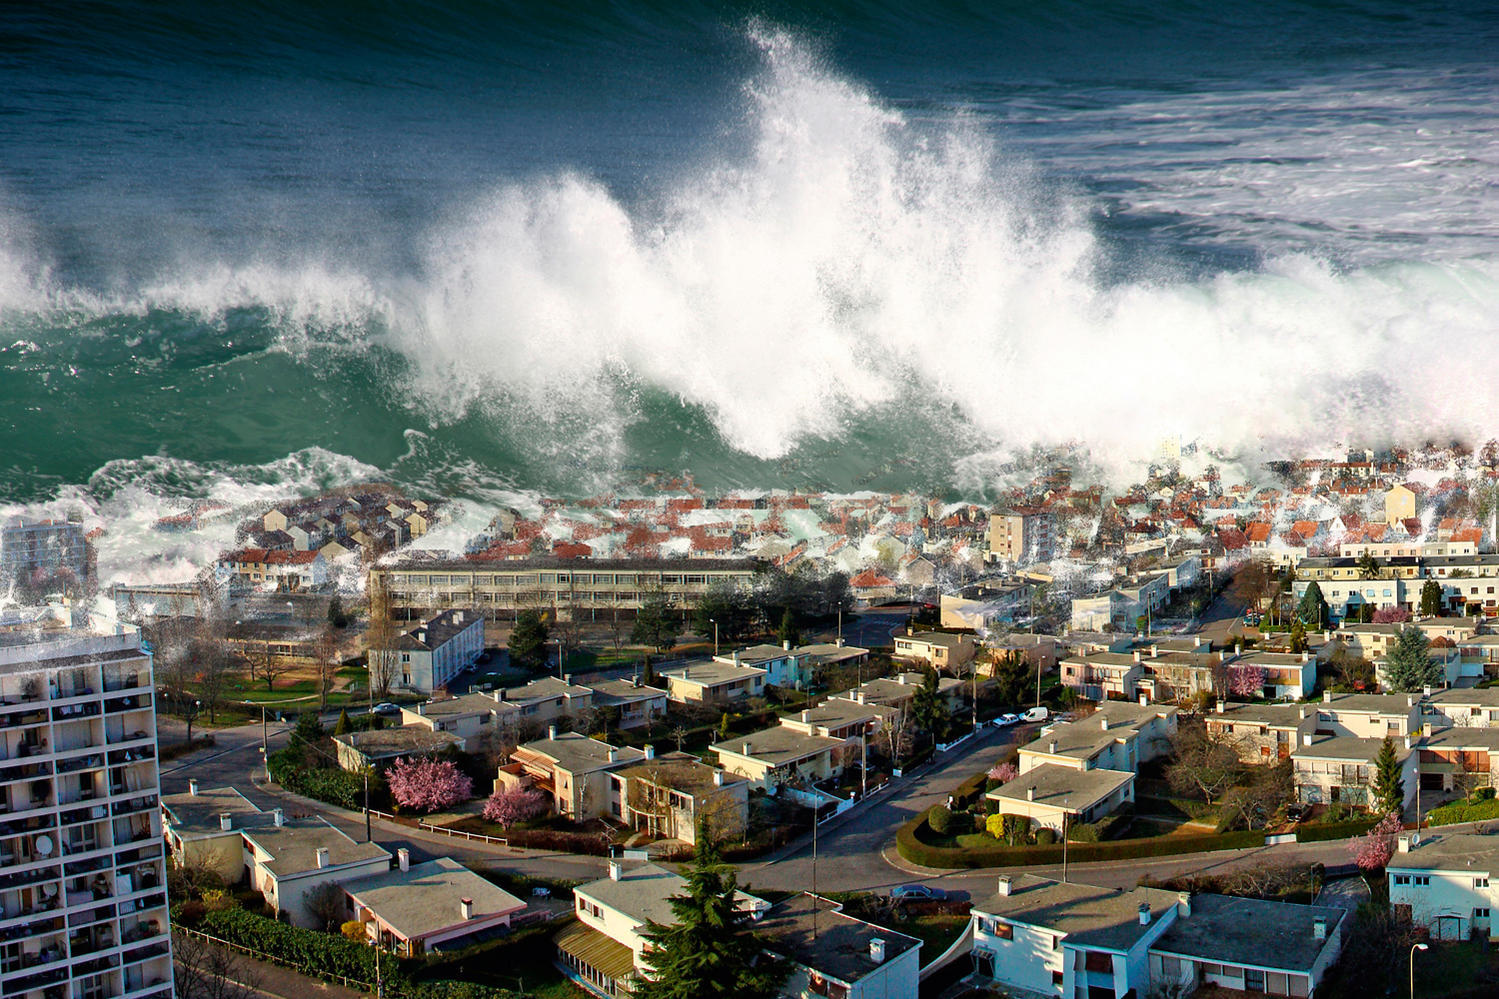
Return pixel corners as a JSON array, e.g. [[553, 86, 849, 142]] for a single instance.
[[1316, 691, 1421, 738], [1016, 702, 1177, 776], [1421, 686, 1499, 729], [1059, 650, 1144, 702], [587, 678, 669, 730], [1204, 701, 1316, 765], [756, 894, 922, 999], [332, 727, 465, 771], [495, 675, 595, 726], [502, 729, 645, 820], [343, 853, 526, 956], [1148, 893, 1346, 997], [400, 691, 506, 741], [793, 641, 871, 674], [1414, 725, 1499, 794], [986, 763, 1134, 834], [892, 630, 976, 673], [1229, 649, 1319, 700], [711, 725, 848, 791], [611, 750, 748, 846], [241, 817, 392, 928], [1291, 731, 1417, 809], [160, 782, 275, 883], [834, 671, 964, 719], [661, 661, 767, 704], [714, 643, 813, 689], [1387, 829, 1499, 940], [971, 876, 1180, 997]]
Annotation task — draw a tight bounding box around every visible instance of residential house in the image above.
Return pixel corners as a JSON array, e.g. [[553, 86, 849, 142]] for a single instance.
[[378, 609, 485, 695], [848, 570, 898, 604], [495, 675, 595, 727], [715, 643, 813, 689], [891, 630, 976, 673], [661, 661, 767, 704], [1373, 644, 1466, 690], [1016, 702, 1178, 776], [1316, 691, 1421, 738], [343, 853, 526, 956], [833, 672, 964, 720], [1059, 651, 1144, 702], [611, 750, 749, 845], [241, 817, 392, 927], [1291, 731, 1418, 809], [1204, 701, 1316, 765], [1387, 829, 1499, 940], [756, 894, 922, 999], [1415, 725, 1499, 795], [1229, 650, 1319, 700], [501, 730, 645, 821], [160, 783, 273, 883], [793, 641, 872, 678], [557, 861, 769, 996], [587, 678, 669, 730], [1421, 687, 1499, 730], [223, 548, 328, 592], [711, 726, 848, 791], [400, 691, 505, 742], [332, 727, 465, 771], [1148, 893, 1346, 997], [971, 876, 1179, 997], [986, 764, 1135, 834]]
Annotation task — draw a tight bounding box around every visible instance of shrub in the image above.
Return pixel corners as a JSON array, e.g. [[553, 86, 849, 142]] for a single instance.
[[198, 906, 380, 985], [481, 786, 550, 828], [928, 805, 954, 835], [1476, 787, 1497, 802], [268, 748, 380, 811], [1034, 828, 1057, 845], [946, 811, 973, 836], [951, 773, 988, 809], [1068, 823, 1100, 843], [1429, 796, 1499, 827], [1293, 818, 1379, 842], [985, 814, 1005, 839]]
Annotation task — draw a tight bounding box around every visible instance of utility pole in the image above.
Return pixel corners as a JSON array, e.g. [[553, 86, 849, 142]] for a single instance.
[[1061, 803, 1070, 884], [365, 767, 373, 843], [261, 705, 270, 782]]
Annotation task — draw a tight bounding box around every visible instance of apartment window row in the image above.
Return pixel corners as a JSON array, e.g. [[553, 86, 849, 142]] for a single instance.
[[1392, 874, 1431, 887]]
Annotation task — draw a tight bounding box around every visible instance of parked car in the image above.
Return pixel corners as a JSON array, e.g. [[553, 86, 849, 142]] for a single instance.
[[1021, 706, 1049, 723], [891, 884, 947, 901], [991, 713, 1020, 728], [1283, 803, 1308, 823], [372, 702, 402, 716]]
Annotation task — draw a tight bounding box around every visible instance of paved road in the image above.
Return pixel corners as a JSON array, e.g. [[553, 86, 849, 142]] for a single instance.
[[1196, 571, 1257, 647], [837, 611, 908, 651]]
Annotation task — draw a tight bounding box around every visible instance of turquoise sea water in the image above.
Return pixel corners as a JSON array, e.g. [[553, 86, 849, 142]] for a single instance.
[[1, 0, 1497, 506]]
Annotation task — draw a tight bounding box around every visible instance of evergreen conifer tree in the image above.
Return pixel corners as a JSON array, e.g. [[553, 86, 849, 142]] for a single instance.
[[911, 665, 947, 741], [1371, 735, 1405, 818], [1296, 581, 1329, 628], [633, 823, 789, 999], [1383, 626, 1436, 692], [509, 610, 549, 671], [1420, 579, 1443, 617], [333, 708, 352, 736]]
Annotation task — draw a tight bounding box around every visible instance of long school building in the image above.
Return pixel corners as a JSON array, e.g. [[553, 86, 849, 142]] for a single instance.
[[373, 558, 760, 622]]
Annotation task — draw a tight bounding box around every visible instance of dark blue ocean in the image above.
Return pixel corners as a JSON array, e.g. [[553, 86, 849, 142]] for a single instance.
[[2, 0, 1497, 521]]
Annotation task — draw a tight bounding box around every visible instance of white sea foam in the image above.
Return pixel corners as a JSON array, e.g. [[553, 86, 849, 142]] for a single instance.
[[2, 29, 1497, 495]]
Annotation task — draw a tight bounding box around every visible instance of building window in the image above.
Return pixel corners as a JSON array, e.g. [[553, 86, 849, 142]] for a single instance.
[[1477, 908, 1491, 918], [991, 920, 1013, 940], [1476, 878, 1490, 889]]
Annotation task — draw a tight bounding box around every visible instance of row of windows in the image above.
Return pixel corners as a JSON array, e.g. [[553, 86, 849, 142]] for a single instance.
[[1392, 874, 1431, 886]]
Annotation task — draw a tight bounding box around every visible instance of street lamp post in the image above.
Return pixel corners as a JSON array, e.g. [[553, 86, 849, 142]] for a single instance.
[[710, 618, 719, 657], [1410, 941, 1428, 999]]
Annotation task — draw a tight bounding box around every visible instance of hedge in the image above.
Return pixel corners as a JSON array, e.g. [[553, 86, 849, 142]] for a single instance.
[[268, 748, 384, 812], [897, 809, 1265, 869], [1294, 818, 1379, 843], [195, 906, 380, 985], [1428, 797, 1499, 827]]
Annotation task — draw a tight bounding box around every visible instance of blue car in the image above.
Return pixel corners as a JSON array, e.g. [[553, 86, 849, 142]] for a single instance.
[[891, 884, 947, 901]]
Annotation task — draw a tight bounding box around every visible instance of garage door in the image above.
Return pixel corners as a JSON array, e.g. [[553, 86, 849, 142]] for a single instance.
[[1421, 773, 1445, 791]]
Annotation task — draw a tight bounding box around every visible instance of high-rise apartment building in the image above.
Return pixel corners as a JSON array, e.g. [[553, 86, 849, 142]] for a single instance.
[[986, 508, 1056, 566], [0, 518, 89, 588], [0, 622, 171, 999]]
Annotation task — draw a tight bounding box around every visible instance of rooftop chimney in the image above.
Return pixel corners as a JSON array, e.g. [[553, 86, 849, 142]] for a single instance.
[[315, 847, 330, 869], [398, 848, 409, 872], [644, 744, 655, 760], [1177, 892, 1191, 917], [1151, 645, 1158, 657], [1139, 693, 1149, 707], [548, 724, 558, 741], [188, 779, 199, 796], [1133, 651, 1142, 663], [1235, 644, 1243, 657], [1100, 716, 1109, 731], [1194, 636, 1203, 648], [713, 770, 724, 787], [219, 813, 232, 832], [461, 897, 474, 919], [1302, 651, 1310, 662], [1313, 917, 1327, 941], [801, 710, 811, 723], [1404, 735, 1412, 750], [1324, 630, 1331, 642], [996, 875, 1012, 897], [273, 808, 284, 827], [608, 860, 623, 881], [1049, 740, 1058, 753], [607, 748, 618, 763], [417, 631, 426, 645], [1407, 695, 1415, 708], [1026, 786, 1036, 802], [742, 742, 751, 754], [1424, 685, 1433, 697], [870, 938, 886, 964], [1302, 732, 1313, 747], [1424, 723, 1433, 738], [783, 639, 791, 651], [1323, 690, 1333, 703], [1397, 834, 1412, 853], [1216, 700, 1225, 714], [454, 611, 463, 623], [1138, 902, 1151, 925]]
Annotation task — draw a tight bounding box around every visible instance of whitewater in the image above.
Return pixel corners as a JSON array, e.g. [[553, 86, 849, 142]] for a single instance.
[[2, 5, 1497, 585]]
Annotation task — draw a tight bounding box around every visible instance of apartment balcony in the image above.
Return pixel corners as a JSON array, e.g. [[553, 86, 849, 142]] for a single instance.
[[109, 796, 157, 821], [102, 672, 146, 694], [0, 760, 51, 786], [103, 693, 151, 715]]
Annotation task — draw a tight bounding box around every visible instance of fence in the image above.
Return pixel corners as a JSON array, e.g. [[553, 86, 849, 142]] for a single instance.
[[173, 926, 375, 993], [362, 807, 511, 848]]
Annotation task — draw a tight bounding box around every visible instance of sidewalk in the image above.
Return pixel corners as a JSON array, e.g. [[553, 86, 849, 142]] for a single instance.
[[179, 942, 368, 999]]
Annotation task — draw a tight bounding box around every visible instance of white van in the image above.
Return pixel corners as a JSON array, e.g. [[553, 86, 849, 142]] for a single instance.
[[1021, 706, 1049, 723]]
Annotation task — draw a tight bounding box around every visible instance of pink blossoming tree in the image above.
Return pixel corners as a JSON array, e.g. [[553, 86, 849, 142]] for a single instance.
[[1350, 811, 1404, 887], [387, 757, 473, 814], [988, 762, 1018, 784], [482, 786, 551, 828], [1229, 665, 1266, 699], [1373, 607, 1412, 624]]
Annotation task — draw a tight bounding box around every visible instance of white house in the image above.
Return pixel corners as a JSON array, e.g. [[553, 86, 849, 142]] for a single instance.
[[1387, 829, 1499, 941], [1147, 893, 1346, 996], [343, 853, 526, 956], [381, 609, 485, 694], [240, 817, 391, 928]]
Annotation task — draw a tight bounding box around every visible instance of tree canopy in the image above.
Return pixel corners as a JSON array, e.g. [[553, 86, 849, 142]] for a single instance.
[[1296, 581, 1328, 628], [509, 610, 550, 671], [1382, 626, 1438, 692], [634, 833, 789, 999], [632, 595, 679, 653], [909, 665, 949, 740]]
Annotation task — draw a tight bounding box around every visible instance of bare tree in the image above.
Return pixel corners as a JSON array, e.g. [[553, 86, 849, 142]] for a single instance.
[[315, 626, 339, 711], [1165, 720, 1242, 806], [670, 725, 689, 752], [157, 645, 205, 745], [173, 930, 264, 999], [189, 622, 234, 725], [303, 882, 347, 933], [244, 642, 293, 693], [366, 576, 400, 698]]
